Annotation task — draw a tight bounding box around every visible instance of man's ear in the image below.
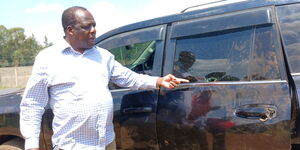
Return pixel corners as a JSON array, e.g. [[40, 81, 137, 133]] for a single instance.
[[66, 25, 74, 36]]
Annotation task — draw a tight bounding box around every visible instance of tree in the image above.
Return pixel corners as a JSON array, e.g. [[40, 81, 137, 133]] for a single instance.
[[0, 25, 53, 67]]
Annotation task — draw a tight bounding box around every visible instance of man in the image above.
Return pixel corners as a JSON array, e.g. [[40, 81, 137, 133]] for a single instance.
[[20, 6, 188, 150]]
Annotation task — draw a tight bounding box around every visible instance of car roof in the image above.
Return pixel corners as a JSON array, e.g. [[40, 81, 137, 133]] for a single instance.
[[96, 0, 300, 43]]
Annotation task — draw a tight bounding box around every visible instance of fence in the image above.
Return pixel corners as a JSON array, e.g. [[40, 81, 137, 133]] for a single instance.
[[0, 66, 32, 88]]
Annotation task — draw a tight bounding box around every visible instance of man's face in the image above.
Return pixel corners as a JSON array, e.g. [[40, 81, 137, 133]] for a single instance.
[[180, 56, 195, 69], [71, 10, 96, 51]]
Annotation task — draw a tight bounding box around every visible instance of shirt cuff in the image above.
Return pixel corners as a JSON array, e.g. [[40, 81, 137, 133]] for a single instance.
[[25, 137, 39, 150], [148, 76, 159, 89]]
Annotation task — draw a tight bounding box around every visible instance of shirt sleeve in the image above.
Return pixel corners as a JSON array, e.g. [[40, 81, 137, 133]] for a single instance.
[[110, 59, 158, 90], [20, 52, 49, 150]]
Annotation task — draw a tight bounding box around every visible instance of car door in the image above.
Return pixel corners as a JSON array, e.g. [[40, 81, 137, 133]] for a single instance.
[[157, 7, 291, 150], [97, 25, 166, 150], [277, 2, 300, 145]]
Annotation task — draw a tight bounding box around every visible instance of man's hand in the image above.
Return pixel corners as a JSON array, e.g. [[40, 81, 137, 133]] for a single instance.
[[157, 74, 189, 89]]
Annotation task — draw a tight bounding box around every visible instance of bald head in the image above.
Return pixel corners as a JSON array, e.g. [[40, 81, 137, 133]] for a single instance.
[[62, 6, 87, 33]]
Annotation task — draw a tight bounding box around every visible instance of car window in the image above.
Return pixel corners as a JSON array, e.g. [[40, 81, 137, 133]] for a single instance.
[[172, 25, 281, 83], [108, 40, 156, 90], [250, 26, 281, 80], [277, 3, 300, 73], [109, 41, 155, 74], [97, 25, 166, 90]]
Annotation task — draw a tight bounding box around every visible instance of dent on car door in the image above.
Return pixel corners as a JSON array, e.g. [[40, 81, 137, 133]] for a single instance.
[[157, 7, 291, 150], [97, 25, 166, 150]]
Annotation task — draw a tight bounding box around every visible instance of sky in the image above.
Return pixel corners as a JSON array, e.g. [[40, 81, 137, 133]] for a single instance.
[[0, 0, 224, 47]]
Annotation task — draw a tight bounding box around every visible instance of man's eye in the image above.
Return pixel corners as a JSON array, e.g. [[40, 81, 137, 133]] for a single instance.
[[81, 25, 95, 31], [81, 26, 90, 30]]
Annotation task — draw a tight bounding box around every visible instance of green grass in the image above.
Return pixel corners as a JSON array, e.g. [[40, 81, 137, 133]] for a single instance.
[[0, 86, 9, 89]]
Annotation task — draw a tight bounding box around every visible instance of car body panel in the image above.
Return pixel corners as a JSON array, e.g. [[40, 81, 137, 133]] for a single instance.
[[157, 82, 291, 150]]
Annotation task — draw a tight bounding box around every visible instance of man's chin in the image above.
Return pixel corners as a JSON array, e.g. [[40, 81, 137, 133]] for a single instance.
[[83, 45, 94, 51], [88, 41, 95, 47]]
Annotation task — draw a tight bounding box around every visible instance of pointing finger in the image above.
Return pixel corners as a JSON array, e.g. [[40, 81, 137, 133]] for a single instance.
[[174, 78, 190, 83]]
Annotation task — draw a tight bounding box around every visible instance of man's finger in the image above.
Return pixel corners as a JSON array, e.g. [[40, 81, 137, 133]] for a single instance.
[[175, 78, 190, 83], [170, 81, 178, 88], [167, 74, 176, 80]]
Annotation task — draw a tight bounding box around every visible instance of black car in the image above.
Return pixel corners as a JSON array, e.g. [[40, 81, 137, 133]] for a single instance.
[[2, 0, 300, 149]]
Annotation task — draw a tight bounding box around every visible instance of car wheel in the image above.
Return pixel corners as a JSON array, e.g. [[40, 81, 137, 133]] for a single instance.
[[0, 137, 24, 150]]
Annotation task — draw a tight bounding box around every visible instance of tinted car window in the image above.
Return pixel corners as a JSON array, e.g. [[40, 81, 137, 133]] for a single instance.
[[277, 3, 300, 73], [251, 26, 281, 80], [173, 28, 251, 82], [173, 26, 281, 82]]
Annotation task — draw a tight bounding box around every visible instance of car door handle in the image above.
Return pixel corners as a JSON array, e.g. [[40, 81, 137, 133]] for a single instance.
[[235, 104, 277, 122], [122, 107, 153, 114]]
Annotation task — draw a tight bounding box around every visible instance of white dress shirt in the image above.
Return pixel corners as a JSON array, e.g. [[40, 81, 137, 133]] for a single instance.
[[20, 42, 158, 150]]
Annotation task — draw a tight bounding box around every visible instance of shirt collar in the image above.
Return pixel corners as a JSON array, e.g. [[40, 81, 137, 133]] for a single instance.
[[61, 40, 96, 55]]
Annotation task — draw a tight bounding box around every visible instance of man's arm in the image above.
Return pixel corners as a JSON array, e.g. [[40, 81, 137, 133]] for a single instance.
[[110, 59, 188, 89], [20, 54, 49, 150]]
